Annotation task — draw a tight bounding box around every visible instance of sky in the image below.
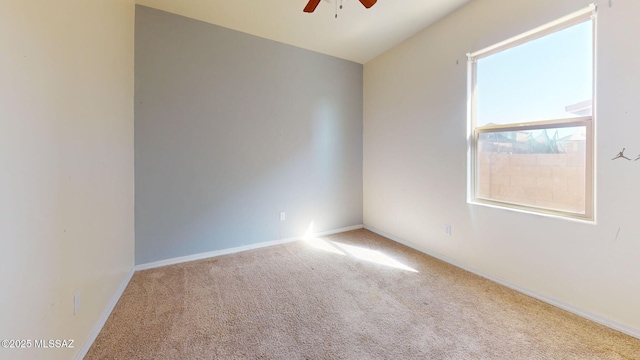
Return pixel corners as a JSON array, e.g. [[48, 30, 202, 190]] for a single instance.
[[475, 19, 593, 128]]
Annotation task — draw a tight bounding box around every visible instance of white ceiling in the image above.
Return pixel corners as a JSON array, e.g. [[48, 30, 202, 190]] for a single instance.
[[135, 0, 472, 64]]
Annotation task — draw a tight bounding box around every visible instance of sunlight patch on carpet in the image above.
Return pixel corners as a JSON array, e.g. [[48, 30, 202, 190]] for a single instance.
[[301, 221, 418, 272], [332, 241, 419, 273], [304, 237, 418, 272], [304, 237, 347, 256]]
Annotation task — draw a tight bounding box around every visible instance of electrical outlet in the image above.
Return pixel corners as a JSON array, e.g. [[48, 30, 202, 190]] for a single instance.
[[280, 212, 286, 221], [74, 292, 81, 315], [444, 225, 452, 236]]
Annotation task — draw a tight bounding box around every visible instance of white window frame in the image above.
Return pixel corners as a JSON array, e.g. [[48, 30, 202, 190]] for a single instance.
[[467, 5, 597, 221]]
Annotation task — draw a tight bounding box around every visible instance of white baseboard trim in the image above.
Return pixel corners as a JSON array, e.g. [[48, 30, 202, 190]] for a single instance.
[[363, 225, 640, 340], [75, 267, 135, 360], [314, 224, 364, 237], [134, 224, 364, 271]]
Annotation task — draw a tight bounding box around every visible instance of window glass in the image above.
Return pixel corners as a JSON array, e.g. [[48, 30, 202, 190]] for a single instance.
[[476, 21, 592, 127], [477, 126, 586, 214], [469, 10, 595, 220]]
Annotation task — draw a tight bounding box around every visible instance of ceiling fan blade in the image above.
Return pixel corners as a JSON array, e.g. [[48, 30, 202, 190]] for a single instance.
[[304, 0, 321, 13], [358, 0, 377, 8]]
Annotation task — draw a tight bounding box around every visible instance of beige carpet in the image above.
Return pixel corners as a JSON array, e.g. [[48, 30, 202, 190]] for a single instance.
[[86, 229, 640, 359]]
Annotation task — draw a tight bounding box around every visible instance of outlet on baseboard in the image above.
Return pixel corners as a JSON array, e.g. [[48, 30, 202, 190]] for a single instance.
[[73, 291, 81, 315], [444, 224, 452, 236], [280, 212, 286, 221]]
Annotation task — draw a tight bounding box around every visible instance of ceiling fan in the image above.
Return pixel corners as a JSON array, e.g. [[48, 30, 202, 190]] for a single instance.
[[303, 0, 377, 13]]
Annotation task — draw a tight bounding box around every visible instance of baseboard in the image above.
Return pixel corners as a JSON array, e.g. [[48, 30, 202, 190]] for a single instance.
[[134, 224, 364, 271], [75, 267, 135, 360], [363, 225, 640, 340], [314, 224, 364, 237]]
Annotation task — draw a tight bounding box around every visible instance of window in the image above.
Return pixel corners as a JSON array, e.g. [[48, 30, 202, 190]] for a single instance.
[[468, 5, 596, 220]]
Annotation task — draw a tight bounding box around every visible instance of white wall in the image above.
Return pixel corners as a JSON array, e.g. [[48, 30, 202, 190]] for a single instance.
[[364, 0, 640, 335], [0, 0, 135, 359]]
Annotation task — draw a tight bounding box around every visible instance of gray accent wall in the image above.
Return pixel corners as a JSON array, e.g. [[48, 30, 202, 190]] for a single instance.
[[135, 6, 363, 264]]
